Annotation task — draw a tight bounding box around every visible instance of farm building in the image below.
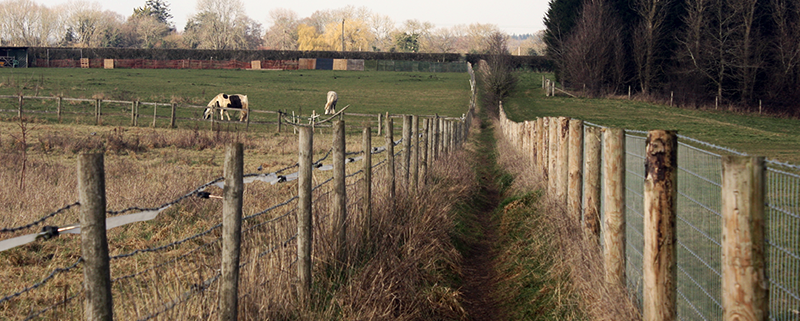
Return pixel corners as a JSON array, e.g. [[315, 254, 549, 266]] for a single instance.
[[0, 47, 29, 68]]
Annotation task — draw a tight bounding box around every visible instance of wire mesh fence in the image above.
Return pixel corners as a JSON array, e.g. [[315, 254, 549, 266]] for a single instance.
[[498, 109, 799, 320]]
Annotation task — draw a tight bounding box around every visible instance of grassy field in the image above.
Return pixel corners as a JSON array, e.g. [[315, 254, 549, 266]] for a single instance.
[[0, 68, 470, 125], [0, 68, 474, 320], [503, 73, 800, 165]]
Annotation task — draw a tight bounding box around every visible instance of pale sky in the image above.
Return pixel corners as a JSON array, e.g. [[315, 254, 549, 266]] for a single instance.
[[38, 0, 549, 36]]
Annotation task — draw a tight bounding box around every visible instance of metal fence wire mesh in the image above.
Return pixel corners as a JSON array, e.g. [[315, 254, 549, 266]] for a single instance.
[[618, 132, 799, 321]]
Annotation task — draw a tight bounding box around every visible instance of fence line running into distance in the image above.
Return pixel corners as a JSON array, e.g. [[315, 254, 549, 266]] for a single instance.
[[0, 63, 478, 320], [497, 104, 798, 321]]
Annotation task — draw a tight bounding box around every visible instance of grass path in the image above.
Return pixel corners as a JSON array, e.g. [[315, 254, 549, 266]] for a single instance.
[[457, 117, 505, 320]]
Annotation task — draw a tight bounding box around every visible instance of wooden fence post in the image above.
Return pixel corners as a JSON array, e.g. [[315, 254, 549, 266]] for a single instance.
[[377, 113, 382, 136], [722, 156, 767, 321], [130, 101, 135, 126], [385, 114, 395, 209], [78, 153, 113, 321], [411, 115, 419, 194], [583, 126, 601, 239], [542, 117, 550, 179], [95, 99, 101, 125], [643, 130, 678, 321], [297, 127, 313, 298], [57, 96, 63, 123], [432, 115, 439, 161], [548, 117, 558, 195], [556, 117, 570, 206], [170, 103, 177, 128], [277, 110, 282, 133], [402, 115, 412, 191], [18, 95, 23, 119], [220, 143, 244, 321], [420, 118, 429, 187], [362, 127, 372, 240], [152, 103, 157, 128], [333, 120, 347, 264], [603, 128, 626, 285], [568, 119, 583, 222]]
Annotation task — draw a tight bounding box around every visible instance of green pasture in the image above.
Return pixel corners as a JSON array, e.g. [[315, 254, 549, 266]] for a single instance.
[[0, 68, 471, 132], [504, 73, 800, 165]]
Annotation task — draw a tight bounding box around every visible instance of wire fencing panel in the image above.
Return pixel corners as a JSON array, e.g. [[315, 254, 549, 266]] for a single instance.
[[624, 133, 646, 307], [766, 167, 800, 321]]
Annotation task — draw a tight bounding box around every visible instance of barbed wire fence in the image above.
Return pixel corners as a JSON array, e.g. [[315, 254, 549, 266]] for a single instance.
[[496, 105, 798, 321], [0, 62, 478, 320]]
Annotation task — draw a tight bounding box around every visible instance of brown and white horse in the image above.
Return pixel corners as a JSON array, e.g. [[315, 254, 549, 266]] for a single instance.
[[203, 93, 249, 121]]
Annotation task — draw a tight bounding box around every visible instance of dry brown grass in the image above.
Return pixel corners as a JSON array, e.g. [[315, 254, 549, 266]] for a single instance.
[[0, 119, 478, 320], [492, 118, 641, 321]]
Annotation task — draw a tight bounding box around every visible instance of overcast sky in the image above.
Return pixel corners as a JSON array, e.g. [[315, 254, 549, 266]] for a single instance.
[[37, 0, 549, 35]]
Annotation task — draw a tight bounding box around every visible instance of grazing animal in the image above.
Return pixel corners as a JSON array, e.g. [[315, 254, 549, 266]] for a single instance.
[[203, 93, 249, 121], [324, 91, 338, 115]]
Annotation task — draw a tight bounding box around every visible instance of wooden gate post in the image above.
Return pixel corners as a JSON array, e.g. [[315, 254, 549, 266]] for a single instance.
[[78, 153, 113, 321], [568, 119, 583, 222], [583, 126, 602, 239], [643, 130, 678, 321], [385, 114, 396, 209], [333, 120, 347, 264], [722, 156, 768, 321], [220, 143, 244, 321], [603, 128, 626, 285], [297, 127, 314, 298], [362, 127, 372, 240]]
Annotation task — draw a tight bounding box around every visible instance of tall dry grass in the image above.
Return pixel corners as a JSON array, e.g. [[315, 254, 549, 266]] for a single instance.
[[491, 119, 641, 320], [1, 118, 478, 320]]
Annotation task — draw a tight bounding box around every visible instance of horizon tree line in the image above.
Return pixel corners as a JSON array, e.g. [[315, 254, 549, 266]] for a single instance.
[[544, 0, 800, 114]]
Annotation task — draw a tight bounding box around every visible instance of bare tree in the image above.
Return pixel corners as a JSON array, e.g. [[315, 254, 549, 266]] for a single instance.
[[0, 0, 63, 46], [263, 8, 299, 50], [768, 0, 800, 103], [369, 13, 395, 51], [562, 0, 625, 96], [183, 0, 260, 49], [479, 32, 517, 115], [632, 0, 677, 94]]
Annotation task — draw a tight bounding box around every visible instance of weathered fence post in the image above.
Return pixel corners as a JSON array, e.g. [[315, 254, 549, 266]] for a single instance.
[[556, 117, 570, 206], [362, 127, 372, 240], [411, 115, 419, 194], [333, 120, 347, 264], [152, 103, 157, 128], [385, 114, 395, 209], [542, 117, 550, 179], [568, 119, 583, 222], [78, 153, 113, 321], [220, 143, 244, 321], [170, 103, 177, 128], [643, 130, 678, 321], [95, 99, 101, 125], [432, 115, 439, 161], [277, 110, 282, 133], [603, 128, 626, 285], [297, 127, 313, 298], [420, 118, 429, 187], [18, 95, 23, 119], [55, 96, 63, 123], [722, 156, 767, 321], [134, 101, 139, 127], [130, 101, 135, 126], [548, 117, 558, 195], [583, 126, 601, 239], [377, 113, 382, 136], [402, 115, 412, 191]]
